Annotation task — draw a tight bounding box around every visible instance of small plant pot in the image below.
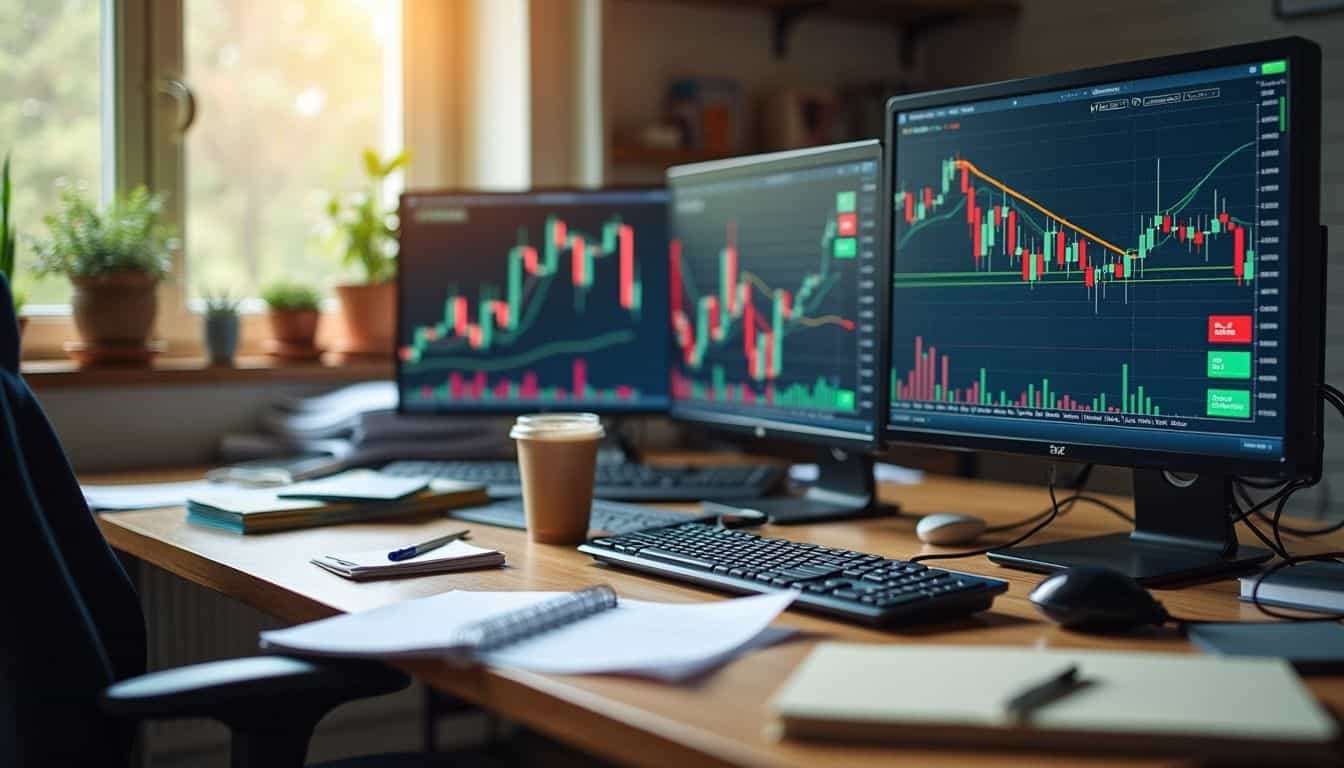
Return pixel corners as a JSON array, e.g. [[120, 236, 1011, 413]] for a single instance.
[[334, 282, 396, 358], [68, 271, 160, 366], [203, 313, 239, 366], [266, 308, 322, 361]]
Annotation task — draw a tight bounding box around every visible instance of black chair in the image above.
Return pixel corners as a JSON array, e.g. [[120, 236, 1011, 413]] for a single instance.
[[0, 274, 447, 768]]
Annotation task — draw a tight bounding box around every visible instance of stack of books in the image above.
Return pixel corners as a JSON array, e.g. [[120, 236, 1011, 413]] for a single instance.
[[187, 470, 487, 534]]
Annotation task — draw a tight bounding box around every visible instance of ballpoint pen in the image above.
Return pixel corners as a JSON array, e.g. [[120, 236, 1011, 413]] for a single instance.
[[387, 529, 471, 562], [1003, 664, 1086, 722]]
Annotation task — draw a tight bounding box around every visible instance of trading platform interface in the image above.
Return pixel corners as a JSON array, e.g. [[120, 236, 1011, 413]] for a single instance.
[[398, 190, 669, 412], [890, 60, 1292, 460], [669, 149, 882, 440]]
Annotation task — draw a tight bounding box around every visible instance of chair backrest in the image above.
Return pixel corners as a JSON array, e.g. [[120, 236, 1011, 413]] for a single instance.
[[0, 274, 146, 766]]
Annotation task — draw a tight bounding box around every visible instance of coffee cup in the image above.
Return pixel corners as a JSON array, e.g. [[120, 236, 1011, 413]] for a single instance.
[[509, 413, 605, 544]]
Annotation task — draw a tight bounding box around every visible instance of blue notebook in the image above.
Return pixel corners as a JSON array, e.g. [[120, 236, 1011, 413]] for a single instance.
[[1239, 561, 1344, 614]]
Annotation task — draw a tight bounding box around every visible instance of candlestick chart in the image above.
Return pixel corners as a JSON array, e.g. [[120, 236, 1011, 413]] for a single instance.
[[669, 158, 881, 431], [397, 192, 669, 411], [888, 63, 1291, 459]]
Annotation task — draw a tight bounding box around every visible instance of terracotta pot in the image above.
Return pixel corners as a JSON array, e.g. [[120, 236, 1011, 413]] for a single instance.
[[70, 271, 159, 345], [18, 316, 27, 338], [334, 282, 396, 356], [267, 309, 320, 346]]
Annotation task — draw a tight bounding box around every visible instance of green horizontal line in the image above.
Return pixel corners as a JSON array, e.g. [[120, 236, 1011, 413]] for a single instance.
[[405, 329, 635, 374], [893, 276, 1243, 288], [893, 264, 1231, 280]]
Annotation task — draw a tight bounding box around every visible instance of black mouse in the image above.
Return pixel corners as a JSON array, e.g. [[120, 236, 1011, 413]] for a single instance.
[[1029, 567, 1170, 632]]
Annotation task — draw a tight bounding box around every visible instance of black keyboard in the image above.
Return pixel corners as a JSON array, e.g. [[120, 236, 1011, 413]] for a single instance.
[[579, 524, 1008, 626], [449, 499, 713, 536], [382, 460, 782, 502]]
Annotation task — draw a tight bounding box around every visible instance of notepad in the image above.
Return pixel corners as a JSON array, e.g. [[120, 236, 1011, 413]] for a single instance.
[[771, 644, 1339, 761], [259, 588, 796, 681], [313, 538, 505, 581], [277, 469, 430, 502]]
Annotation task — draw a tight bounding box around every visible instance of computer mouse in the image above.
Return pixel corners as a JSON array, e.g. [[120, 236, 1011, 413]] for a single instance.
[[915, 513, 987, 546], [1029, 567, 1170, 632]]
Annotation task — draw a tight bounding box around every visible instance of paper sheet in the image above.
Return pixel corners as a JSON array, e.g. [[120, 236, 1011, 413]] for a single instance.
[[83, 480, 217, 511], [260, 590, 796, 680]]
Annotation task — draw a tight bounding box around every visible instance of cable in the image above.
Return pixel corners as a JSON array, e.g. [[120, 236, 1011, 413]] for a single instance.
[[912, 464, 1063, 564], [1223, 386, 1344, 623], [980, 462, 1117, 534], [984, 492, 1133, 533]]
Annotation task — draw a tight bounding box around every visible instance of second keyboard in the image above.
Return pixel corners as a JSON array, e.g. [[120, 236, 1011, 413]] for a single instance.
[[383, 459, 783, 502]]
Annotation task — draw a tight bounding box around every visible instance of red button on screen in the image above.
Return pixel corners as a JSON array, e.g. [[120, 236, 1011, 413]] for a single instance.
[[1208, 315, 1252, 344]]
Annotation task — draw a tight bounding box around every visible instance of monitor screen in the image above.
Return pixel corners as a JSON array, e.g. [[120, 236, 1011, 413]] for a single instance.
[[888, 58, 1296, 466], [668, 142, 883, 445], [397, 189, 669, 413]]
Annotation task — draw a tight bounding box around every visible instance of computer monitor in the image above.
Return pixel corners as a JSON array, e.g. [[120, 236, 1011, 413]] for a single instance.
[[667, 141, 889, 523], [396, 188, 669, 415], [884, 37, 1324, 583]]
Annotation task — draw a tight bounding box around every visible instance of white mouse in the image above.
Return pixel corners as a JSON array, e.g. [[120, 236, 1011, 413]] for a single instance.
[[915, 513, 988, 546]]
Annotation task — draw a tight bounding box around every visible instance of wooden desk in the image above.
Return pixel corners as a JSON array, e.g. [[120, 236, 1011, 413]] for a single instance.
[[94, 467, 1344, 768]]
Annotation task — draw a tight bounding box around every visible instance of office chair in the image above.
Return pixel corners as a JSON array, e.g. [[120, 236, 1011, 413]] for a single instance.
[[0, 274, 450, 768]]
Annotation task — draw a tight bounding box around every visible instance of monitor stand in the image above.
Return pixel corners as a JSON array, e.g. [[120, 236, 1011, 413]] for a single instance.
[[988, 469, 1270, 586], [744, 450, 898, 525]]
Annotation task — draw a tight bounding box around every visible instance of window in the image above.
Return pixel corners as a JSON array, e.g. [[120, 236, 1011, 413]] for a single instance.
[[184, 0, 403, 300], [1, 0, 103, 308]]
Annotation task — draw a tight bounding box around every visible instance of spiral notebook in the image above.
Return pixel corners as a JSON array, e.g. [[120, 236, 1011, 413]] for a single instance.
[[259, 587, 795, 680]]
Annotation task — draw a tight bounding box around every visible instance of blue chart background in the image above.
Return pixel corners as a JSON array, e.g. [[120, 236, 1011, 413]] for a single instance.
[[889, 66, 1290, 460], [398, 192, 670, 412]]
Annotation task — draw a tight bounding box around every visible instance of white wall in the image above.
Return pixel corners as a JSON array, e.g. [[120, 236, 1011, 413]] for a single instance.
[[923, 0, 1344, 514]]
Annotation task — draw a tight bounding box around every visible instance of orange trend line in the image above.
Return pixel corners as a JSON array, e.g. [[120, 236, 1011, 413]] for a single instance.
[[956, 159, 1130, 257]]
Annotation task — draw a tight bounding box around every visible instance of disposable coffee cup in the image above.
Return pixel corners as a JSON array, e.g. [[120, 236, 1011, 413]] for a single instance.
[[509, 413, 605, 544]]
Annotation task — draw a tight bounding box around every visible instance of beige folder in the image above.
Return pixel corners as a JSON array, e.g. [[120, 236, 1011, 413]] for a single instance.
[[772, 644, 1340, 762]]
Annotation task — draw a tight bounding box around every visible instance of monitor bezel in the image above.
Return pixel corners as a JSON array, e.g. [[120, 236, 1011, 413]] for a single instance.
[[881, 37, 1324, 481], [665, 140, 889, 451], [395, 186, 673, 417]]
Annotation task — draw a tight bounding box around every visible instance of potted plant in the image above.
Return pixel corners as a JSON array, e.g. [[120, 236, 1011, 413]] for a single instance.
[[30, 183, 173, 366], [262, 281, 322, 360], [327, 148, 408, 358], [202, 289, 241, 366], [0, 152, 25, 339]]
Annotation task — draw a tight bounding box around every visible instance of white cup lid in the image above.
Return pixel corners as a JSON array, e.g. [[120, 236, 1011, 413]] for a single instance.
[[509, 412, 605, 441]]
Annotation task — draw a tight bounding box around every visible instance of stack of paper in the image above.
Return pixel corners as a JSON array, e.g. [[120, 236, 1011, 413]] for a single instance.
[[313, 539, 505, 581]]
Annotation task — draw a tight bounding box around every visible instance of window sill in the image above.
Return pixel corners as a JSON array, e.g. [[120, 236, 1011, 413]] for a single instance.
[[23, 354, 392, 391]]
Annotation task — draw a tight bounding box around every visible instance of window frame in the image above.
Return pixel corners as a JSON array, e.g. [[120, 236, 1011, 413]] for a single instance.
[[22, 0, 406, 360]]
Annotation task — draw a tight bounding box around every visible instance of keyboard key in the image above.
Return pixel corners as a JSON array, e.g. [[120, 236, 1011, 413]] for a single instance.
[[636, 548, 715, 571]]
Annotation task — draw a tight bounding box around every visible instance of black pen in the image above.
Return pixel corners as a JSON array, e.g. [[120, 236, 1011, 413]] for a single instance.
[[1003, 664, 1082, 722], [387, 529, 470, 562]]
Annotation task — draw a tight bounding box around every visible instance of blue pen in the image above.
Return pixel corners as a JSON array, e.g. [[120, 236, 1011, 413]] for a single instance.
[[387, 529, 470, 562]]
